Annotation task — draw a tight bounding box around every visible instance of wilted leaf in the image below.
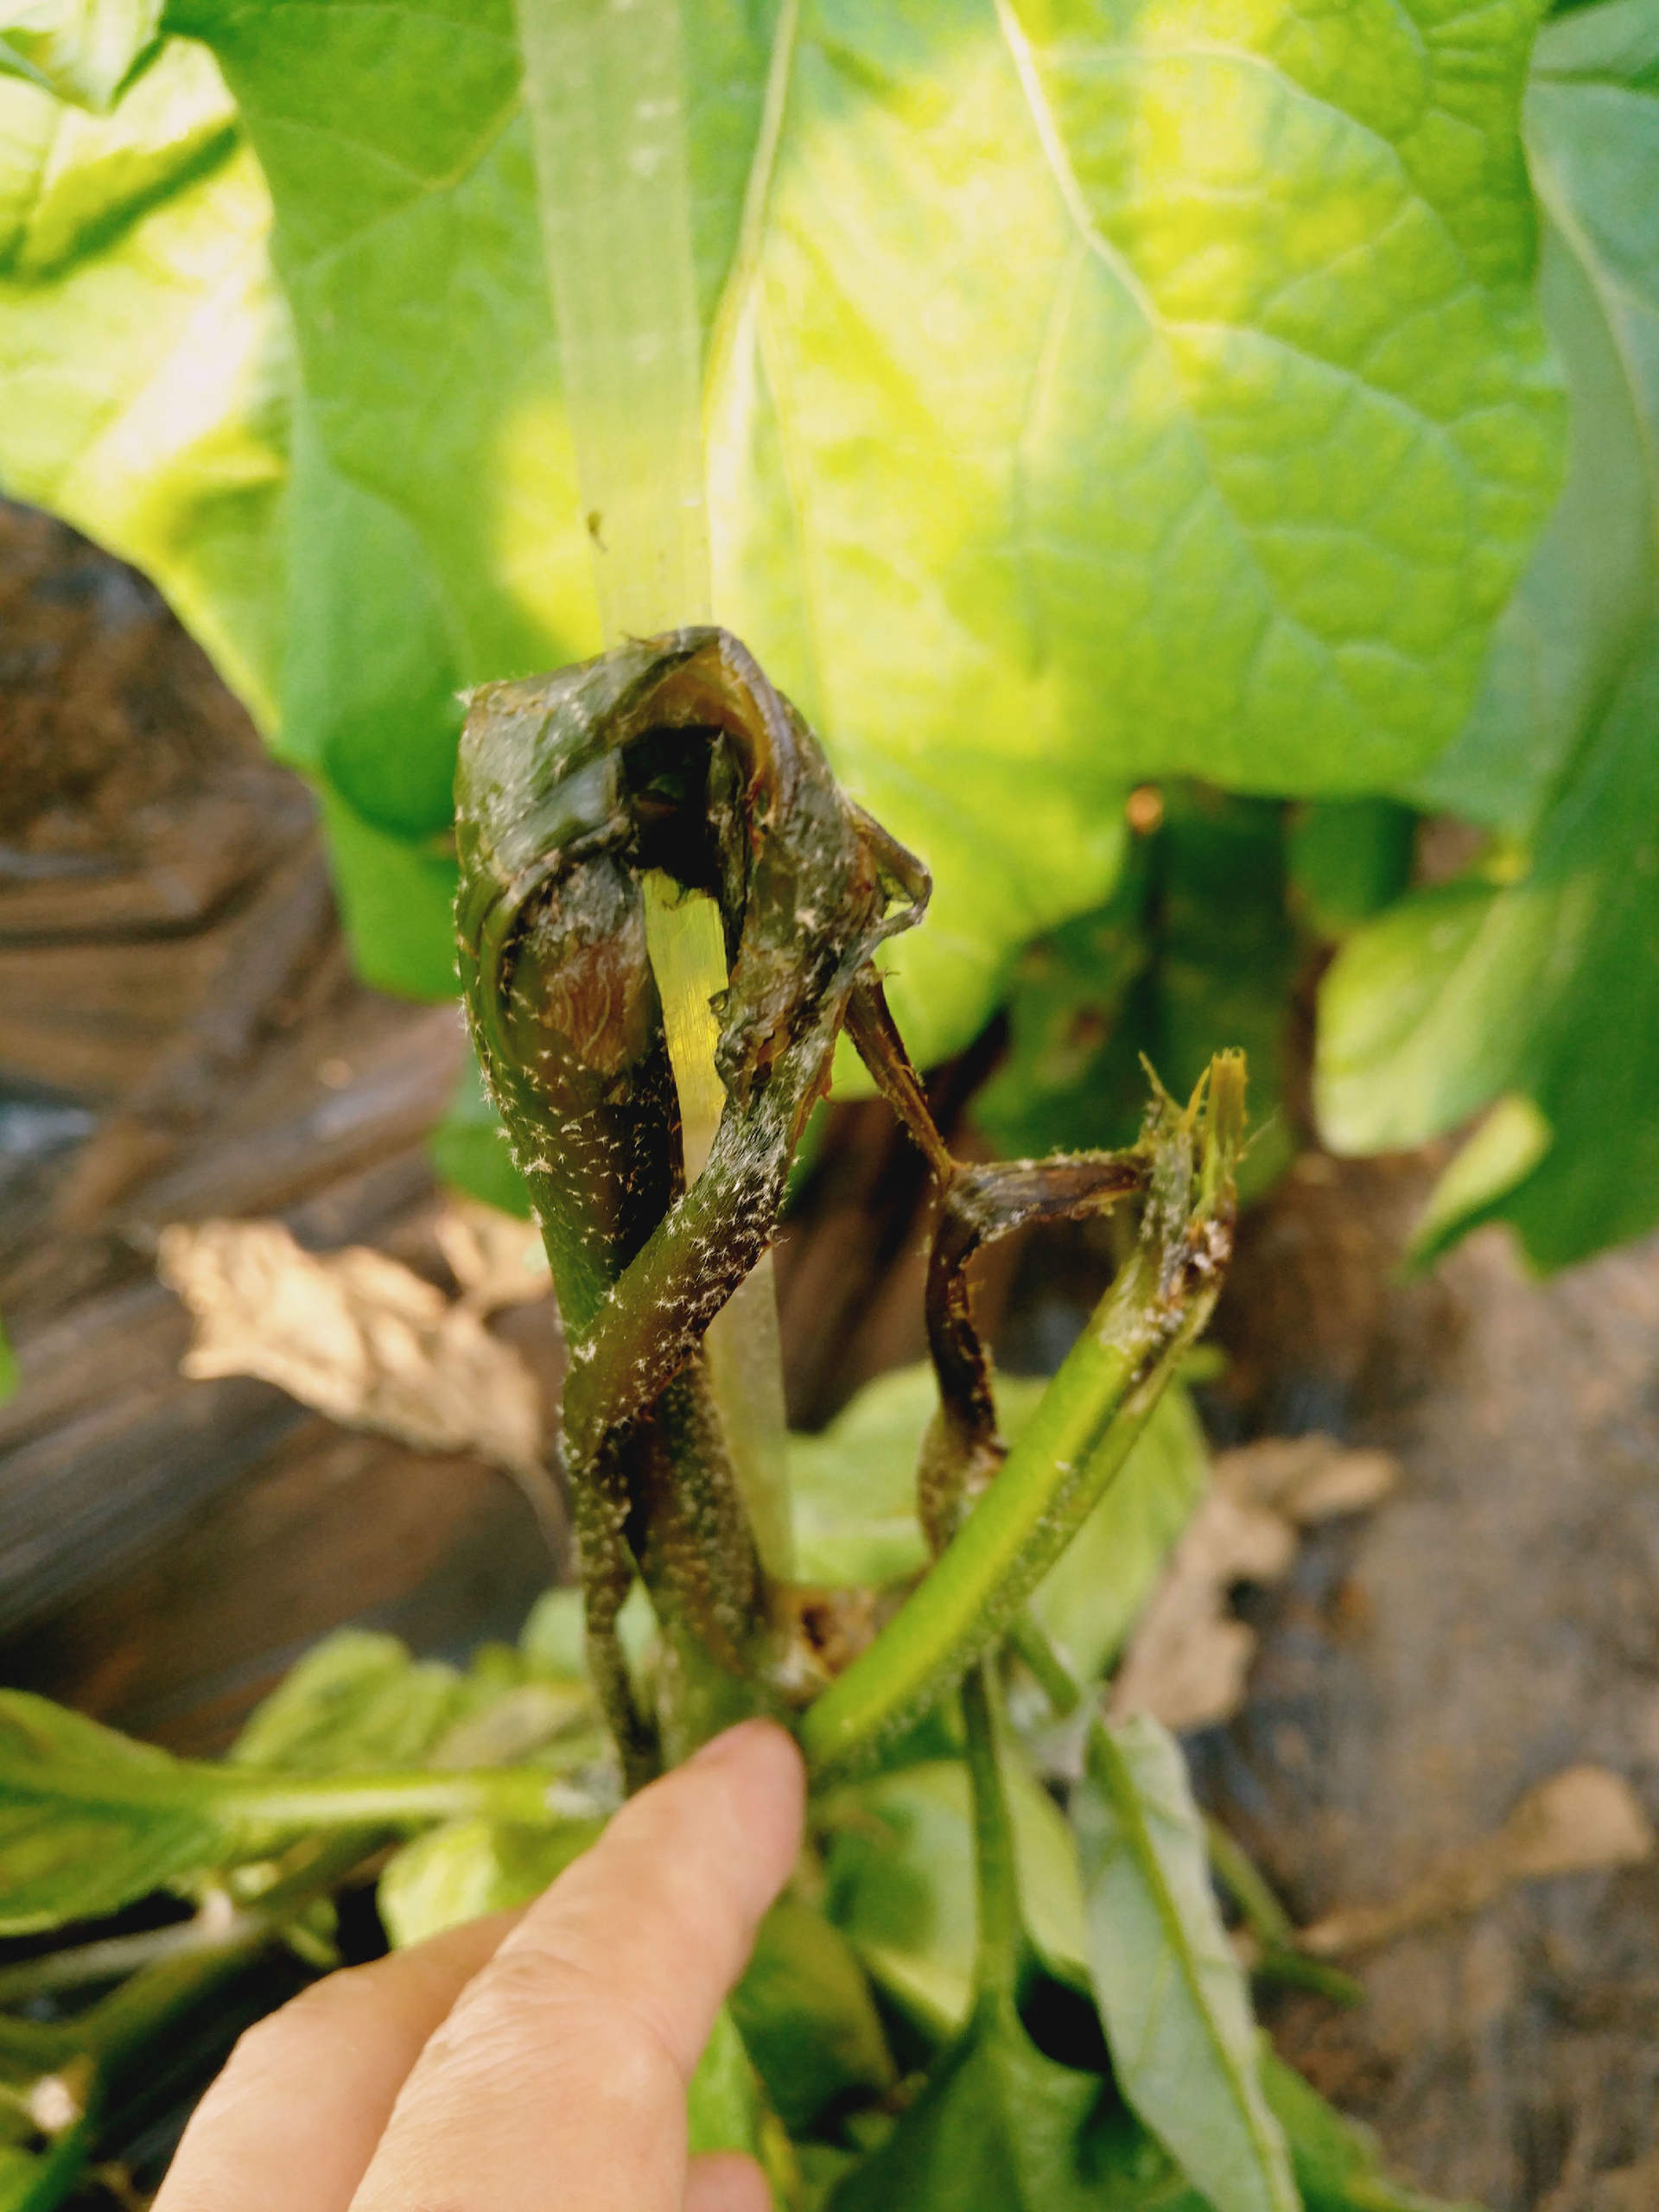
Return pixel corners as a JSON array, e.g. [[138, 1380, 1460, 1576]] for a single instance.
[[1077, 1714, 1299, 2212], [1300, 1764, 1655, 1958], [157, 1219, 554, 1520], [1111, 1437, 1397, 1732]]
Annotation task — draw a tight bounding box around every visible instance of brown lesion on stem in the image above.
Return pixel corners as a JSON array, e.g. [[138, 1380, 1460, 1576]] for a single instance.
[[457, 628, 930, 1774], [458, 624, 1229, 1779]]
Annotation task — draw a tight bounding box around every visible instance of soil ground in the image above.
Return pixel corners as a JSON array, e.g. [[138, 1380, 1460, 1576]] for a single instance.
[[3, 505, 1656, 2209]]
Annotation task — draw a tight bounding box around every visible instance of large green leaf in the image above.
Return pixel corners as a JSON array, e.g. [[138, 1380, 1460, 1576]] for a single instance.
[[1316, 0, 1659, 1269], [0, 35, 288, 725], [147, 0, 1557, 1067], [1414, 1, 1659, 839], [0, 0, 162, 110], [1076, 1715, 1298, 2212]]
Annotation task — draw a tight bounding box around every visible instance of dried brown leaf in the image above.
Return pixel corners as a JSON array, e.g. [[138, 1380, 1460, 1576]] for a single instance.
[[1300, 1764, 1656, 1957], [432, 1200, 551, 1314], [1109, 1436, 1399, 1733], [157, 1221, 556, 1541]]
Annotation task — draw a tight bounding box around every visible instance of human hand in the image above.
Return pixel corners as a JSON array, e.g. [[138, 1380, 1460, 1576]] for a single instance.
[[154, 1718, 805, 2212]]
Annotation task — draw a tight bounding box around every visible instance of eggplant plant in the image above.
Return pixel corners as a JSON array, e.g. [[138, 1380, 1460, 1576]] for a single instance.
[[0, 615, 1462, 2212], [2, 0, 1656, 2205]]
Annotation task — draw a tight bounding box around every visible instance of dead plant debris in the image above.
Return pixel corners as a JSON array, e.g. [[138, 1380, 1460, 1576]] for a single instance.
[[1110, 1434, 1399, 1732]]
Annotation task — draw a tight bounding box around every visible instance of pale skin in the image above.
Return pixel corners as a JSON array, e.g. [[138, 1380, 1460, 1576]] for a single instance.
[[154, 1720, 805, 2212]]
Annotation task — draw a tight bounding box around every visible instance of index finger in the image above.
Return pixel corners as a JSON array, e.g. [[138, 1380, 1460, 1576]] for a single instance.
[[351, 1717, 804, 2212]]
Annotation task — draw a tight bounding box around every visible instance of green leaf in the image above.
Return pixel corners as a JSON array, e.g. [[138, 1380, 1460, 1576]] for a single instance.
[[0, 1690, 230, 1935], [0, 38, 289, 728], [0, 2144, 45, 2212], [687, 2004, 766, 2161], [228, 1630, 474, 1773], [429, 1054, 534, 1219], [821, 1756, 1087, 2045], [1286, 801, 1416, 940], [518, 1580, 657, 1684], [0, 0, 162, 111], [1413, 3, 1659, 839], [1076, 1715, 1299, 2212], [0, 1320, 16, 1407], [1402, 1092, 1553, 1270], [790, 1363, 1209, 1688], [314, 785, 461, 1004], [976, 793, 1300, 1201], [1316, 629, 1659, 1268], [729, 1896, 897, 2138], [1318, 0, 1659, 1268], [827, 1980, 1206, 2212], [156, 0, 1556, 1068], [788, 1364, 1039, 1592], [378, 1814, 600, 1948]]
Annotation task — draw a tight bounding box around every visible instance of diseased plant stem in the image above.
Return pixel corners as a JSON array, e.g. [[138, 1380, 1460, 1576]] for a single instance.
[[800, 1058, 1243, 1780], [512, 0, 794, 1676]]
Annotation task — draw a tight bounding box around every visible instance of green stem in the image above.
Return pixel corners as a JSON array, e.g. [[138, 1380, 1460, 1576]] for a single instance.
[[1007, 1614, 1084, 1718], [800, 1243, 1215, 1779], [208, 1764, 569, 1830], [961, 1664, 1020, 2000], [13, 1761, 579, 1834], [1204, 1816, 1295, 1952]]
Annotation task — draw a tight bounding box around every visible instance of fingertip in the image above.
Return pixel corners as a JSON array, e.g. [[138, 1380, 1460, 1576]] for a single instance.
[[687, 1718, 805, 1872], [688, 1715, 805, 1792], [685, 2150, 773, 2212]]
